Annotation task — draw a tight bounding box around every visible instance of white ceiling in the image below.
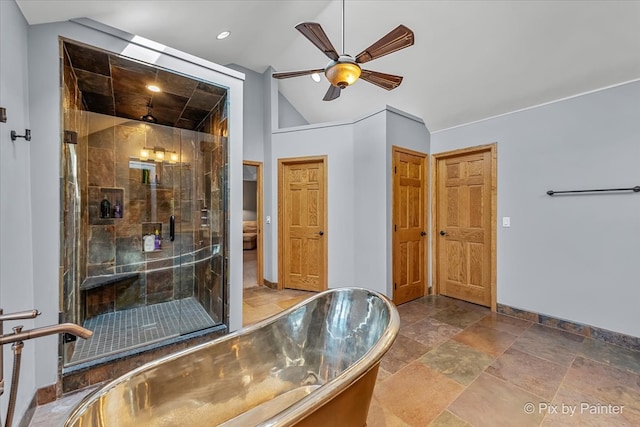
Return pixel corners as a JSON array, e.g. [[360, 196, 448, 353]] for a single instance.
[[17, 0, 640, 131]]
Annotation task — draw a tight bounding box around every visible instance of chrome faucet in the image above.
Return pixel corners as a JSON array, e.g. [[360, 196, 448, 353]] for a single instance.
[[0, 309, 93, 427], [0, 322, 93, 346]]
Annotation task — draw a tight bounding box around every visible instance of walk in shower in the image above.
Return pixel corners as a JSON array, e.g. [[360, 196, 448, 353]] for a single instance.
[[60, 40, 229, 366]]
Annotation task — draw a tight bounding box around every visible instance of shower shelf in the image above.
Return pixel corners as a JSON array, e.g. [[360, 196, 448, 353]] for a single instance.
[[91, 187, 125, 223]]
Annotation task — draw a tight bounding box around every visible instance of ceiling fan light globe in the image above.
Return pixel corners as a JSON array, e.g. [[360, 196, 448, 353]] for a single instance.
[[325, 61, 361, 89]]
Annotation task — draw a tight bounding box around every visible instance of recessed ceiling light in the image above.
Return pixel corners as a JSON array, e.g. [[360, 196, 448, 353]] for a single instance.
[[216, 31, 230, 40], [311, 73, 321, 83], [146, 84, 161, 93]]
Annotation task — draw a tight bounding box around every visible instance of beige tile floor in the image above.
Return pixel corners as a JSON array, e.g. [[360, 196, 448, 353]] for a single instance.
[[29, 288, 640, 426]]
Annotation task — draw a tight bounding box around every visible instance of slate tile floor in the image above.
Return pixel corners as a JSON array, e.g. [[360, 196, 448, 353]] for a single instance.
[[30, 288, 640, 426]]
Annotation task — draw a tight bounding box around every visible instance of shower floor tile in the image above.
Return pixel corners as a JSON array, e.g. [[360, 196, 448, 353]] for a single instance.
[[71, 297, 216, 364]]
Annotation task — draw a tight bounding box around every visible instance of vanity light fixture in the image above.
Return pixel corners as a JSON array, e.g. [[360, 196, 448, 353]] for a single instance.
[[216, 31, 230, 40], [140, 146, 178, 163]]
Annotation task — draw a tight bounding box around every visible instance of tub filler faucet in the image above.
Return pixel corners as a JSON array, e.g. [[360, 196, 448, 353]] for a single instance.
[[0, 309, 93, 427]]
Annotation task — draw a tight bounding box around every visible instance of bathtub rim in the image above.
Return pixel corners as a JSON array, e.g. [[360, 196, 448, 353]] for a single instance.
[[63, 286, 400, 427], [260, 287, 400, 427]]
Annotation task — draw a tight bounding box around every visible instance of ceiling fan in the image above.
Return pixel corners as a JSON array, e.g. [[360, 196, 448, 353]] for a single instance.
[[272, 0, 414, 101]]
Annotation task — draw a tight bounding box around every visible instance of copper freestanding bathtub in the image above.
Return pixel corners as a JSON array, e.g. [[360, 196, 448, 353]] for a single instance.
[[64, 287, 400, 427]]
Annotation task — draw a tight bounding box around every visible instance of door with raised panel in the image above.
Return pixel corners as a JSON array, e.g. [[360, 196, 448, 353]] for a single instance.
[[435, 146, 494, 307], [392, 147, 428, 305], [278, 156, 327, 292]]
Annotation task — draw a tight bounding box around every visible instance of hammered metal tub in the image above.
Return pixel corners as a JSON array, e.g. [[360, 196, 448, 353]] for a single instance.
[[64, 287, 400, 427]]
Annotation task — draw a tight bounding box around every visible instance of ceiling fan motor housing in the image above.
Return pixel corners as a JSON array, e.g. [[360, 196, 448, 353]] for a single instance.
[[325, 55, 361, 88]]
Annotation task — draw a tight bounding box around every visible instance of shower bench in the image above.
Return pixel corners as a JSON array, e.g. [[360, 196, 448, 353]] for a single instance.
[[80, 273, 141, 318]]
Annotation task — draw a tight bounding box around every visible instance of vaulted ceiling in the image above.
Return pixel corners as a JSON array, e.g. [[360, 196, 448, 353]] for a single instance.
[[18, 0, 640, 131]]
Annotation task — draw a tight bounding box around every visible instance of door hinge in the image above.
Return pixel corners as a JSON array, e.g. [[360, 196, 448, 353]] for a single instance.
[[394, 283, 397, 290], [394, 166, 397, 174], [64, 130, 78, 144], [394, 224, 397, 232]]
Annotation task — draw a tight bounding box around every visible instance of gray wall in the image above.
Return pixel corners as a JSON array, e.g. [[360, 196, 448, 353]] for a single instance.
[[270, 108, 430, 295], [271, 122, 355, 287], [278, 93, 309, 129], [431, 80, 640, 338], [351, 108, 431, 295], [261, 68, 278, 281], [353, 112, 388, 293], [243, 180, 257, 220], [0, 0, 37, 419], [227, 64, 264, 162]]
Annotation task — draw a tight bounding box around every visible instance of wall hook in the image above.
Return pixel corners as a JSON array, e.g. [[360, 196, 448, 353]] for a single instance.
[[10, 129, 31, 142]]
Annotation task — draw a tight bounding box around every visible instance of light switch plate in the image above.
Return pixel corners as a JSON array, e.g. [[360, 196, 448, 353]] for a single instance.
[[502, 217, 511, 227], [266, 216, 271, 224]]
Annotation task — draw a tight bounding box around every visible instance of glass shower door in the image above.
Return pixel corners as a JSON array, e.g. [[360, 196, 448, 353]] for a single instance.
[[174, 128, 225, 334], [63, 114, 226, 366]]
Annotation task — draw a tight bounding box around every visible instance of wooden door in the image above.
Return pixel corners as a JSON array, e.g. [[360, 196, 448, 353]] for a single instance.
[[392, 147, 428, 305], [433, 145, 496, 308], [278, 157, 327, 292]]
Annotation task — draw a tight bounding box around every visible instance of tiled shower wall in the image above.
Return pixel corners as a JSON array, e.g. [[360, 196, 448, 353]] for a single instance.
[[198, 109, 226, 324], [83, 121, 197, 315], [61, 44, 87, 326], [63, 112, 227, 324]]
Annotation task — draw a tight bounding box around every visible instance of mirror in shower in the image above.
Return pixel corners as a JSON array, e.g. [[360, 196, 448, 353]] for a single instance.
[[60, 39, 229, 366]]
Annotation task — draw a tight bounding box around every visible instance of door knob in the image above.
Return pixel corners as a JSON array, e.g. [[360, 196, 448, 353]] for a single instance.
[[319, 230, 324, 236], [439, 230, 447, 236], [420, 231, 427, 237]]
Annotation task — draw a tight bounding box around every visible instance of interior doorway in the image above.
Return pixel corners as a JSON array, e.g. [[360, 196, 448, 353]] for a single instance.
[[431, 143, 497, 310], [242, 161, 263, 288], [392, 146, 428, 305], [278, 156, 327, 292]]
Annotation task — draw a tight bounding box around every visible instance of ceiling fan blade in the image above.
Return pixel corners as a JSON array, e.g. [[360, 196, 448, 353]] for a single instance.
[[359, 70, 403, 90], [295, 22, 340, 61], [355, 25, 414, 64], [272, 68, 325, 79], [323, 84, 341, 101]]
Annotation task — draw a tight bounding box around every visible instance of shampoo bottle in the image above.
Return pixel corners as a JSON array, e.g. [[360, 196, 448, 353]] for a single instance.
[[113, 200, 122, 218], [154, 229, 161, 250], [143, 234, 156, 252], [100, 196, 111, 218]]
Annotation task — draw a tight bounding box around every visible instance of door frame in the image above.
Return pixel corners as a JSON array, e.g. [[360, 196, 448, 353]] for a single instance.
[[430, 143, 497, 311], [391, 145, 429, 304], [277, 155, 328, 291], [243, 160, 264, 286]]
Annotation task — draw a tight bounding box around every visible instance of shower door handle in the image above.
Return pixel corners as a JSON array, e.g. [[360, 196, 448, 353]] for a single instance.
[[170, 215, 175, 241]]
